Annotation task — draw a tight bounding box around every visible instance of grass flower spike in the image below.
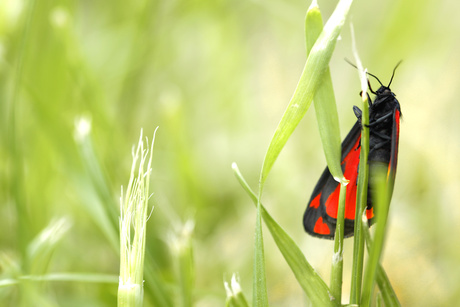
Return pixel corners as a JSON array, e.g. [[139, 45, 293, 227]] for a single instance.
[[118, 128, 158, 307]]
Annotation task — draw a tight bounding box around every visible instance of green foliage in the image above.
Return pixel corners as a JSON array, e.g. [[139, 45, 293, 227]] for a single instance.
[[258, 0, 352, 189], [304, 0, 343, 183], [233, 163, 336, 307], [1, 0, 459, 306], [253, 1, 352, 304], [252, 205, 268, 307]]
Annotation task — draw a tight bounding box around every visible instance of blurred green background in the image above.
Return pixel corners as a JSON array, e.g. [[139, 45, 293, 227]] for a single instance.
[[1, 0, 460, 306]]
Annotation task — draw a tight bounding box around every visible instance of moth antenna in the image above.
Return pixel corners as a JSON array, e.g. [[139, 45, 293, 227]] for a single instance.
[[344, 58, 358, 69], [387, 60, 402, 88], [365, 72, 384, 87], [367, 79, 377, 95], [344, 58, 384, 88]]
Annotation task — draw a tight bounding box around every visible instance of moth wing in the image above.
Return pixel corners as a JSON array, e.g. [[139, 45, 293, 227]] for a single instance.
[[387, 108, 401, 189], [303, 122, 362, 239]]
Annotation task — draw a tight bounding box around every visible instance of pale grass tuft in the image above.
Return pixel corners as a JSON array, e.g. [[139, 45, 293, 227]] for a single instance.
[[118, 128, 158, 307]]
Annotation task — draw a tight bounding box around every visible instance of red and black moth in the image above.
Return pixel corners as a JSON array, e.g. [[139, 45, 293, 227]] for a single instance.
[[303, 66, 401, 239]]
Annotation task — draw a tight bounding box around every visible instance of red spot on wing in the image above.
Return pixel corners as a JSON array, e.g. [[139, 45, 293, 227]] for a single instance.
[[366, 207, 374, 219], [343, 138, 360, 220], [309, 193, 321, 209], [325, 136, 361, 220], [313, 217, 331, 235], [325, 185, 340, 218]]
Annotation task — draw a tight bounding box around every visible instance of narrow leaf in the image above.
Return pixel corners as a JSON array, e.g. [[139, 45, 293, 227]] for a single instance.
[[362, 216, 401, 306], [253, 205, 268, 307], [349, 28, 370, 304], [330, 182, 347, 303], [305, 0, 343, 182], [259, 0, 353, 191], [361, 166, 392, 306], [233, 164, 338, 306], [375, 266, 401, 306]]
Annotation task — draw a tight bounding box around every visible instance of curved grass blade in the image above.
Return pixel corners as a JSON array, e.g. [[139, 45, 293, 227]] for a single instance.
[[259, 0, 353, 192], [233, 163, 338, 306], [305, 0, 344, 183], [305, 3, 348, 301]]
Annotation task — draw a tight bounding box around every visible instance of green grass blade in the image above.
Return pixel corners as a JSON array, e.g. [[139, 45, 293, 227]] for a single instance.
[[19, 273, 118, 284], [74, 118, 119, 251], [258, 0, 353, 191], [21, 217, 71, 306], [0, 280, 19, 288], [169, 220, 195, 307], [375, 266, 401, 306], [305, 6, 347, 301], [233, 164, 338, 306], [144, 259, 174, 307], [330, 182, 347, 303], [253, 204, 268, 307], [260, 206, 337, 306], [362, 216, 401, 306], [8, 0, 37, 262], [233, 163, 258, 204], [361, 166, 392, 306], [305, 0, 343, 182], [349, 31, 370, 304], [27, 218, 72, 275]]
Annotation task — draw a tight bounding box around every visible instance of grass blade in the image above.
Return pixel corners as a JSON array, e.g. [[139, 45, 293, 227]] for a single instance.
[[375, 266, 401, 306], [253, 204, 268, 307], [27, 218, 72, 275], [330, 182, 347, 303], [361, 166, 392, 306], [304, 0, 343, 182], [74, 117, 119, 251], [8, 0, 37, 261], [169, 221, 195, 307], [362, 215, 401, 306], [252, 1, 353, 304], [259, 0, 353, 191], [349, 30, 370, 304], [305, 2, 351, 302], [18, 273, 118, 284], [233, 163, 338, 306]]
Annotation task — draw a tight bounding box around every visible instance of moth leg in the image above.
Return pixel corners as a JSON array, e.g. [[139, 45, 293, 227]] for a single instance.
[[367, 111, 393, 127], [366, 91, 373, 107], [369, 138, 391, 155], [353, 106, 362, 119], [370, 130, 391, 140], [354, 92, 373, 125]]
